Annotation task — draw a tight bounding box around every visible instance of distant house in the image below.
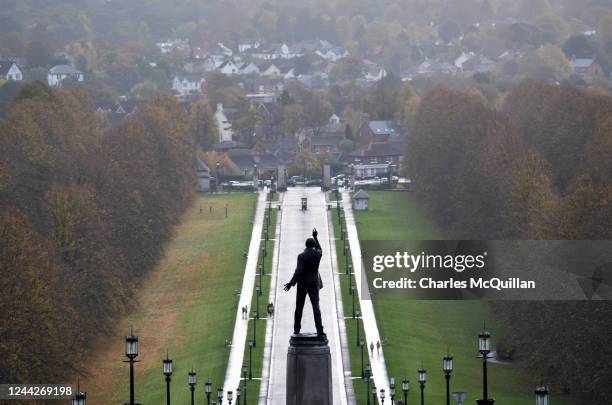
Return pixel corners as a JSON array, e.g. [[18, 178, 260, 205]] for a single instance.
[[316, 46, 349, 62], [215, 103, 234, 143], [225, 148, 257, 178], [238, 39, 261, 53], [347, 142, 403, 166], [172, 75, 205, 96], [195, 157, 212, 192], [570, 58, 605, 80], [0, 61, 23, 81], [352, 189, 370, 211], [359, 121, 396, 144], [303, 135, 344, 154], [47, 65, 84, 86], [261, 63, 281, 78], [239, 62, 260, 75], [218, 60, 239, 75]]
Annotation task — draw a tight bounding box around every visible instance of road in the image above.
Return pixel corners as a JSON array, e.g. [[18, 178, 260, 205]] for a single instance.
[[265, 187, 348, 405]]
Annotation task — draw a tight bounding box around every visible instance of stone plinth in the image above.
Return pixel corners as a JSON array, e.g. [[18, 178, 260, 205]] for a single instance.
[[286, 333, 332, 405]]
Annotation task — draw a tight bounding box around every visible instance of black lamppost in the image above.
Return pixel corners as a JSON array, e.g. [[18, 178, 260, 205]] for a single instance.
[[124, 331, 139, 405], [477, 329, 494, 405], [364, 364, 372, 405], [535, 384, 549, 405], [443, 354, 453, 405], [372, 384, 377, 405], [359, 339, 366, 378], [216, 161, 221, 192], [72, 388, 86, 405], [188, 369, 196, 405], [389, 378, 396, 405], [255, 285, 261, 317], [205, 378, 212, 405], [418, 367, 426, 405], [350, 283, 356, 318], [402, 377, 409, 405], [252, 310, 258, 348], [380, 388, 386, 405], [163, 353, 173, 405], [248, 339, 255, 379], [355, 310, 362, 347], [217, 387, 224, 405], [242, 365, 248, 405], [236, 387, 241, 405], [227, 391, 233, 405]]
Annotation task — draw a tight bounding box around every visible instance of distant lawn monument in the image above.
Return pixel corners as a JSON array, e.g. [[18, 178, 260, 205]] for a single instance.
[[352, 189, 370, 211]]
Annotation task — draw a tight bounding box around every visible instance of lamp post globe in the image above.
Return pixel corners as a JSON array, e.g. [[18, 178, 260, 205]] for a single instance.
[[125, 331, 139, 405], [380, 388, 386, 404], [418, 367, 426, 405], [72, 390, 86, 405], [389, 377, 395, 404], [535, 384, 549, 405], [402, 377, 409, 405], [188, 369, 197, 405], [217, 387, 224, 404], [443, 354, 453, 405], [477, 329, 495, 405], [205, 378, 212, 405], [227, 390, 233, 405], [236, 387, 241, 405], [163, 353, 173, 405]]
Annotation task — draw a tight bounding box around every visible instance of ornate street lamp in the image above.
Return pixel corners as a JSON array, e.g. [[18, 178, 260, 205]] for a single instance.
[[252, 310, 258, 348], [124, 331, 139, 405], [217, 387, 224, 405], [350, 284, 356, 318], [205, 378, 212, 405], [355, 310, 362, 347], [248, 339, 255, 380], [477, 329, 494, 405], [236, 387, 241, 405], [371, 384, 377, 405], [163, 353, 173, 405], [227, 390, 233, 405], [242, 365, 248, 405], [188, 369, 197, 405], [402, 377, 409, 405], [389, 378, 396, 404], [535, 384, 549, 405], [418, 367, 426, 405], [359, 339, 366, 377], [443, 354, 453, 405], [255, 285, 261, 316], [380, 388, 386, 405], [72, 389, 86, 405], [364, 364, 372, 405]]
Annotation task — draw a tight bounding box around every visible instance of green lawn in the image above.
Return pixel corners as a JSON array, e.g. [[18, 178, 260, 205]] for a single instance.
[[240, 204, 278, 404], [331, 206, 369, 403], [84, 193, 257, 405], [353, 192, 573, 405]]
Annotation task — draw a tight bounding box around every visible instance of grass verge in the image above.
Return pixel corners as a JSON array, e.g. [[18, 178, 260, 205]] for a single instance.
[[83, 193, 256, 404]]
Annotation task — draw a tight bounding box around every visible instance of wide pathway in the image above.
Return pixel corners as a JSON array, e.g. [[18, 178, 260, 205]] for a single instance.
[[341, 189, 390, 404], [266, 187, 348, 405], [223, 190, 268, 397]]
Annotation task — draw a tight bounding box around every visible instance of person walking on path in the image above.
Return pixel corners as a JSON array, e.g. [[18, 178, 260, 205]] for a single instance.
[[376, 341, 381, 356], [284, 228, 325, 336], [370, 342, 374, 356]]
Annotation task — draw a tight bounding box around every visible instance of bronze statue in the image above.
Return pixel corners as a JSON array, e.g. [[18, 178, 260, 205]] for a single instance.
[[284, 228, 325, 336]]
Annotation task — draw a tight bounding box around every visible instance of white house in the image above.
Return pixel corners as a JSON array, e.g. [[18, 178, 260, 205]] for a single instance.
[[172, 75, 205, 96], [352, 189, 370, 211], [238, 62, 260, 75], [47, 65, 84, 86], [218, 60, 239, 75], [238, 39, 261, 53], [261, 63, 281, 78], [316, 47, 349, 62], [281, 67, 296, 80], [0, 61, 23, 81], [215, 103, 234, 143]]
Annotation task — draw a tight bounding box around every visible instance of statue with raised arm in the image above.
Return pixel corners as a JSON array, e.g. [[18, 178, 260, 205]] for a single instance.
[[284, 228, 325, 337]]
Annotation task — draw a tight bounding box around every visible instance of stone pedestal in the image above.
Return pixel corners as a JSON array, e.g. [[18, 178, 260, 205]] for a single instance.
[[286, 333, 332, 405]]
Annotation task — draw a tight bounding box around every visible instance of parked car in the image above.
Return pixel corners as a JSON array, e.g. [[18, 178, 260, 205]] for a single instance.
[[306, 178, 322, 187]]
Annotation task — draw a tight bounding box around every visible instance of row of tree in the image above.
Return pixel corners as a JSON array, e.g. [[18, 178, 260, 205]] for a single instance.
[[0, 82, 196, 383], [406, 81, 611, 404]]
